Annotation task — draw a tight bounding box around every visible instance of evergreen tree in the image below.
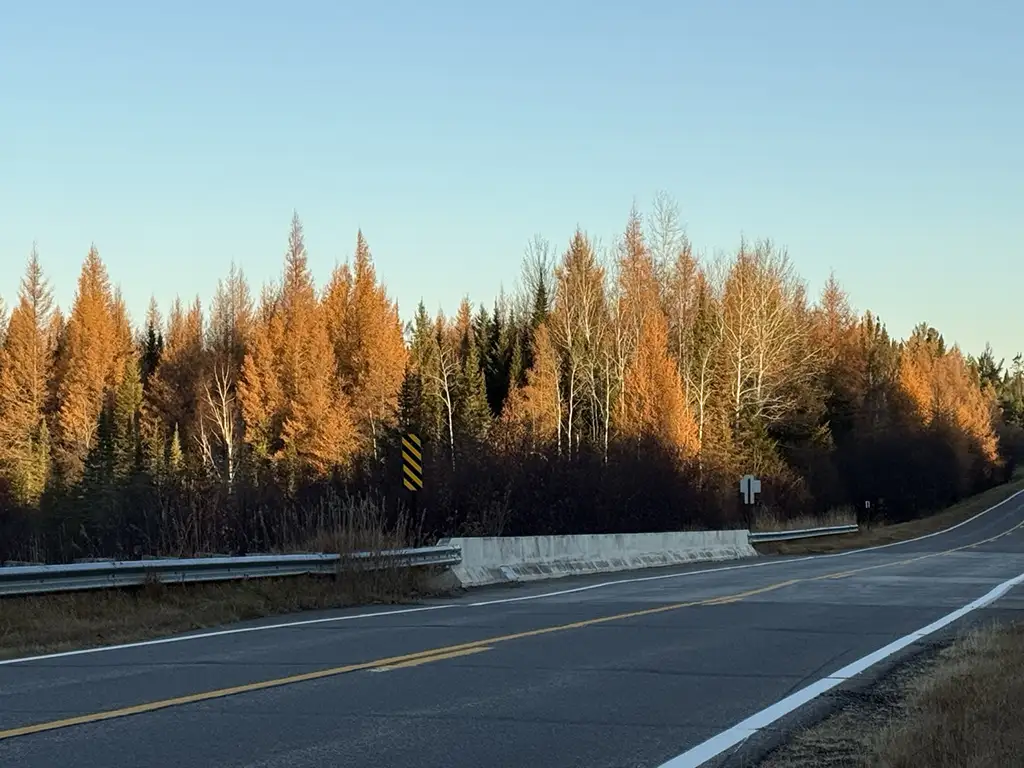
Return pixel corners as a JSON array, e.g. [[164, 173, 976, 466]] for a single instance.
[[140, 297, 164, 389], [167, 423, 184, 474], [973, 343, 1003, 393], [482, 298, 514, 416], [504, 306, 527, 391], [397, 361, 425, 437], [113, 356, 144, 481], [0, 208, 1015, 560], [408, 301, 444, 443], [531, 275, 550, 329], [81, 401, 116, 498], [457, 333, 491, 441], [472, 304, 491, 366], [1002, 354, 1024, 427]]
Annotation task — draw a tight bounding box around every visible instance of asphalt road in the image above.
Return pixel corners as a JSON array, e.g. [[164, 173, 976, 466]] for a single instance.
[[3, 491, 1024, 768]]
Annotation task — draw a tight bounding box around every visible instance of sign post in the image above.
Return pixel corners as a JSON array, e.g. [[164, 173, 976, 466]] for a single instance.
[[402, 432, 423, 518], [739, 474, 761, 506]]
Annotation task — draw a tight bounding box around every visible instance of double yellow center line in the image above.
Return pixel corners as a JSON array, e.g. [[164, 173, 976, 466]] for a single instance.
[[1, 517, 1021, 741]]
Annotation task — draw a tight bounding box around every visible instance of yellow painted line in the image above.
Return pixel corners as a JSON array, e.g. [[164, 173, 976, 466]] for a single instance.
[[3, 515, 1023, 741], [812, 554, 935, 581], [817, 568, 863, 580], [0, 596, 727, 741], [406, 433, 422, 448], [403, 478, 417, 492], [702, 579, 801, 605], [812, 519, 1024, 582], [0, 644, 484, 741], [371, 646, 491, 671]]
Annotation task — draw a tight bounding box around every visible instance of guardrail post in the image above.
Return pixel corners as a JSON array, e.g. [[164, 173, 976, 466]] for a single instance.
[[748, 524, 859, 544]]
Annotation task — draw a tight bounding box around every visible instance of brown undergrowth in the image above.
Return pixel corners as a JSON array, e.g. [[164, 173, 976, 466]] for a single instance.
[[0, 495, 447, 660]]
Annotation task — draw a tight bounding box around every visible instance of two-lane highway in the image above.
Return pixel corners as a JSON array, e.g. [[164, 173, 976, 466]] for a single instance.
[[3, 490, 1024, 767]]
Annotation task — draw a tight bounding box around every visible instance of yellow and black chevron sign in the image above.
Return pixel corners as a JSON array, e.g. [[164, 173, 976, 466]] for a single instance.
[[402, 432, 423, 492]]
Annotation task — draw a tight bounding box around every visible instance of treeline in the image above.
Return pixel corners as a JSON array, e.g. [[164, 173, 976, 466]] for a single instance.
[[0, 198, 1021, 563]]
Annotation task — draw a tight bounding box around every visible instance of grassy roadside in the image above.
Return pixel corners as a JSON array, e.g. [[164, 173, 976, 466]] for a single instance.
[[758, 620, 1024, 767], [753, 507, 859, 533], [0, 563, 450, 661], [0, 497, 452, 661], [753, 470, 1024, 556]]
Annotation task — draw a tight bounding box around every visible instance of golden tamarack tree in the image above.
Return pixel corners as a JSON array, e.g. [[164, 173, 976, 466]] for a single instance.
[[0, 200, 1017, 561]]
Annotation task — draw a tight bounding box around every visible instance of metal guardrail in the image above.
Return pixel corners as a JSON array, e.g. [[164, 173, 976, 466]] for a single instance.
[[748, 524, 859, 543], [0, 545, 462, 597], [0, 526, 859, 597]]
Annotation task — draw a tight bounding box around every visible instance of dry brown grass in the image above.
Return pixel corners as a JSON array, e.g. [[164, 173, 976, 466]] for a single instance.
[[755, 472, 1024, 556], [868, 621, 1024, 767], [0, 494, 450, 661], [753, 506, 858, 533], [759, 620, 1024, 767], [289, 493, 418, 556], [0, 565, 449, 661]]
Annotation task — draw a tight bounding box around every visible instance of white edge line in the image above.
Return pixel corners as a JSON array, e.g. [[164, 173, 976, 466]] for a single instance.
[[0, 557, 808, 667], [656, 568, 1024, 767], [3, 488, 1022, 667], [809, 487, 1024, 558]]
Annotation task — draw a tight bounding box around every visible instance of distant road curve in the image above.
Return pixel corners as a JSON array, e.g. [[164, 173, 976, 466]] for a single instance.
[[2, 489, 1023, 768]]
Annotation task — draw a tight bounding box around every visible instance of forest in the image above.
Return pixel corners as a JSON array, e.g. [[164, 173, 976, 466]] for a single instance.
[[1, 195, 1023, 564]]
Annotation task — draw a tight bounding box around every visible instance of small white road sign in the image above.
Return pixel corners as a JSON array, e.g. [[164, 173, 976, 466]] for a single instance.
[[740, 474, 761, 505]]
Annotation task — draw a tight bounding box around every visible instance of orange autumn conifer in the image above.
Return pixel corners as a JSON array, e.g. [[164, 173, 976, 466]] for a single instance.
[[54, 246, 121, 480], [620, 308, 699, 457], [901, 331, 999, 459], [334, 231, 407, 458], [237, 292, 284, 460], [613, 207, 699, 456], [240, 213, 355, 473], [0, 247, 56, 503], [507, 321, 562, 450], [148, 296, 206, 453], [322, 260, 352, 382], [0, 207, 1014, 566]]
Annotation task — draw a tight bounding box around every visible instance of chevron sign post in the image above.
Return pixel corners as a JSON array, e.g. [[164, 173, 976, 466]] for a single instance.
[[401, 432, 423, 493]]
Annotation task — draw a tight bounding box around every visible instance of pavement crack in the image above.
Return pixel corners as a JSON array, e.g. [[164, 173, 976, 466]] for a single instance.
[[778, 646, 852, 700]]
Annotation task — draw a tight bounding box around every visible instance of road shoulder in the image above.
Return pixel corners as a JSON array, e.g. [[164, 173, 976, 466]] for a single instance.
[[706, 606, 1024, 768], [754, 475, 1024, 557]]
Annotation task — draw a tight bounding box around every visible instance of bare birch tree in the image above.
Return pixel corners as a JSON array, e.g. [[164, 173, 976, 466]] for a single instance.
[[720, 239, 819, 432], [663, 238, 700, 403], [519, 234, 555, 325], [549, 229, 607, 455], [687, 269, 723, 452], [199, 263, 252, 486], [196, 362, 241, 485], [648, 190, 686, 286], [422, 314, 460, 466]]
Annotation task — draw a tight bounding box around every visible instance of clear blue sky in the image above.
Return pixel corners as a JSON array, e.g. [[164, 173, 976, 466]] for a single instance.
[[2, 1, 1021, 361]]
